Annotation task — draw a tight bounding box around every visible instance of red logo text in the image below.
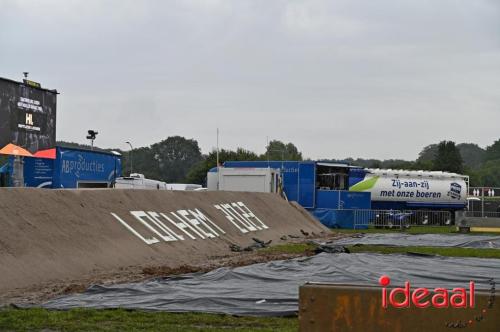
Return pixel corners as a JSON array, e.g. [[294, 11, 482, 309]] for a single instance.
[[379, 275, 475, 309]]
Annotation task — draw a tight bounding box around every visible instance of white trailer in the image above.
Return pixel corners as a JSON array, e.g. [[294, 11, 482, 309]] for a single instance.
[[207, 167, 280, 193], [115, 174, 202, 191], [115, 173, 167, 190], [166, 183, 202, 191]]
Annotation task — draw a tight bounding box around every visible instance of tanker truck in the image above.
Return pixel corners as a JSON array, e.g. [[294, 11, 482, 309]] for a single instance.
[[349, 168, 469, 226]]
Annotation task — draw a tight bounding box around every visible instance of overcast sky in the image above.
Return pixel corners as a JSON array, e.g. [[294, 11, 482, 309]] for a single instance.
[[1, 0, 499, 160]]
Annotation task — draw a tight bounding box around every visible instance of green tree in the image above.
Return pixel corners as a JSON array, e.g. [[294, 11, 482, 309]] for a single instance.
[[417, 142, 487, 171], [317, 158, 416, 169], [185, 148, 260, 185], [457, 143, 485, 170], [416, 144, 438, 164], [433, 141, 464, 173], [413, 159, 434, 171], [263, 140, 302, 161], [122, 146, 158, 179], [467, 168, 482, 187], [381, 159, 416, 170], [151, 136, 203, 183], [119, 136, 203, 182], [484, 139, 500, 163], [473, 160, 500, 187]]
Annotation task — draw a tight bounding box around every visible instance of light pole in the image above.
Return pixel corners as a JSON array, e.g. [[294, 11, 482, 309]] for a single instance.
[[268, 147, 287, 189], [268, 148, 286, 171], [216, 128, 220, 190], [125, 141, 133, 175]]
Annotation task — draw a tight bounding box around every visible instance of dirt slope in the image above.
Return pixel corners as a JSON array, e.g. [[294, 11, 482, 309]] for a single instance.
[[0, 188, 328, 294]]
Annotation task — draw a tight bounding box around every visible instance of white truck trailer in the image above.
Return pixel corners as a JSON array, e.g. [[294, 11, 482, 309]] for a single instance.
[[115, 173, 201, 191], [207, 167, 280, 193], [115, 173, 167, 189]]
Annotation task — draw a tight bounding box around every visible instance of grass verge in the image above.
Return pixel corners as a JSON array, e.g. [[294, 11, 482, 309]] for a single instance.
[[347, 244, 500, 259], [334, 225, 499, 236], [258, 240, 500, 259], [334, 226, 458, 234], [0, 308, 297, 332], [258, 242, 316, 255]]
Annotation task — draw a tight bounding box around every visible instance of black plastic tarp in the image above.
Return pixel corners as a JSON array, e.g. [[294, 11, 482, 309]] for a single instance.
[[330, 233, 500, 249], [42, 253, 500, 316]]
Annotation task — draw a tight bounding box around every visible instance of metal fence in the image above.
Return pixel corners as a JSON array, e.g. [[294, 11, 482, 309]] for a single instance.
[[353, 209, 452, 229], [469, 187, 500, 199], [463, 211, 500, 218], [468, 186, 500, 217]]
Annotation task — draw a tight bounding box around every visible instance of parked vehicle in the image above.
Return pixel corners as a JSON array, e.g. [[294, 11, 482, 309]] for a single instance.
[[115, 174, 202, 191], [115, 173, 167, 189], [207, 167, 280, 193]]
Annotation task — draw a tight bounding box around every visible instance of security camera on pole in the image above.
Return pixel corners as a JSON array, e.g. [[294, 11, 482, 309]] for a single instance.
[[86, 130, 98, 150]]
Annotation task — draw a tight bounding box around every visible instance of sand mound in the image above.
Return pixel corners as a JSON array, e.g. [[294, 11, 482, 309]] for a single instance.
[[0, 188, 327, 293]]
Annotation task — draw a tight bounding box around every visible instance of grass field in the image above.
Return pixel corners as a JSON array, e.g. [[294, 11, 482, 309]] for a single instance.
[[0, 308, 297, 332]]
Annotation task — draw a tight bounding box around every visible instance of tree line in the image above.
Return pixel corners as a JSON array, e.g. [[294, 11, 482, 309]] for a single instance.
[[57, 138, 303, 185], [55, 137, 500, 187], [325, 140, 500, 187]]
